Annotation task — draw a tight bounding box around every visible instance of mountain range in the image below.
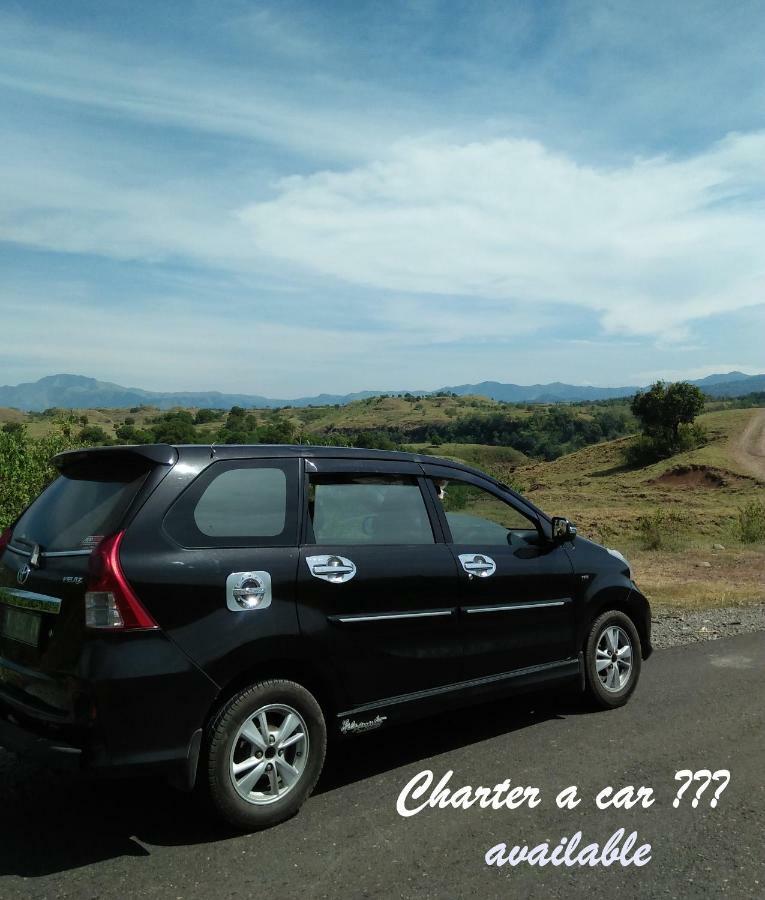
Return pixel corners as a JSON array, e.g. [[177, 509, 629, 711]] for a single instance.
[[0, 372, 762, 412]]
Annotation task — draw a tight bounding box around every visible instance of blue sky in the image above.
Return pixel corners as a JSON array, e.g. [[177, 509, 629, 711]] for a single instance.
[[1, 0, 764, 396]]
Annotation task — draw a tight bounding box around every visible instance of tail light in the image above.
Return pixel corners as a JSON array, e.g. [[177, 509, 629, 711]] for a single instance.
[[0, 527, 11, 555], [85, 531, 158, 630]]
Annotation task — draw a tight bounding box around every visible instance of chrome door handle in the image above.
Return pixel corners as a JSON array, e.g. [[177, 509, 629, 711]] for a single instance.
[[306, 555, 357, 583], [458, 553, 497, 578]]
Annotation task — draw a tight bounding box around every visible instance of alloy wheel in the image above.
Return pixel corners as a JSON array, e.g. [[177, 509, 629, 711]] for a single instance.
[[229, 704, 309, 805], [595, 624, 633, 692]]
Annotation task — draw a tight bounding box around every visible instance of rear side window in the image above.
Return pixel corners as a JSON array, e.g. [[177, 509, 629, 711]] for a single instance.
[[307, 475, 435, 545], [13, 460, 151, 552], [164, 459, 298, 548]]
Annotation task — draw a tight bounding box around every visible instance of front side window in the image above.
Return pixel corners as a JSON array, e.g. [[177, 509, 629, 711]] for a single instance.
[[307, 475, 435, 545], [433, 478, 537, 545]]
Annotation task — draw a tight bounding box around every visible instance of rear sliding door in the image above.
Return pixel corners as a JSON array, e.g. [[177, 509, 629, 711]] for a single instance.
[[296, 459, 462, 710]]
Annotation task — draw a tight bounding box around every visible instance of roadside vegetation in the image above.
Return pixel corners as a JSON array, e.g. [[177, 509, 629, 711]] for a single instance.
[[2, 393, 637, 456], [0, 427, 81, 530], [1, 391, 763, 614]]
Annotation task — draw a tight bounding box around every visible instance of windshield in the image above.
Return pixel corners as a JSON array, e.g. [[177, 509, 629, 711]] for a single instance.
[[12, 460, 150, 552]]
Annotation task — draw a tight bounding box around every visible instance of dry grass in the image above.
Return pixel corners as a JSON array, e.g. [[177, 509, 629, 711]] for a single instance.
[[481, 407, 765, 612], [498, 409, 765, 547], [629, 546, 765, 610], [403, 442, 528, 466]]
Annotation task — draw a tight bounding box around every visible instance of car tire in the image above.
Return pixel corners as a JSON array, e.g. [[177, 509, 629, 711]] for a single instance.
[[204, 679, 327, 831], [583, 610, 642, 709]]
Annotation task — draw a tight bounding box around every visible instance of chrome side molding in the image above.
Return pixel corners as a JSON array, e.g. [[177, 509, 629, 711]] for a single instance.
[[464, 597, 572, 614], [333, 609, 452, 624]]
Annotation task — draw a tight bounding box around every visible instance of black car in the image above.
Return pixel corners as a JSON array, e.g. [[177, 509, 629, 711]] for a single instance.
[[0, 443, 651, 829]]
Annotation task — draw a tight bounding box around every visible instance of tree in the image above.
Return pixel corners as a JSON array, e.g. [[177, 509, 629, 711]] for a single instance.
[[257, 416, 296, 444], [78, 425, 111, 444], [194, 408, 220, 425], [151, 412, 199, 444], [629, 381, 705, 459], [114, 424, 153, 444]]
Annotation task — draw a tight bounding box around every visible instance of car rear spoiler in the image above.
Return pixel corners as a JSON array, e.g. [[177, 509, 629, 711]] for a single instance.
[[52, 444, 179, 473]]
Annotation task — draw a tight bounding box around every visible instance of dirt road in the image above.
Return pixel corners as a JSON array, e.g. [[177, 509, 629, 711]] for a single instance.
[[731, 408, 765, 480]]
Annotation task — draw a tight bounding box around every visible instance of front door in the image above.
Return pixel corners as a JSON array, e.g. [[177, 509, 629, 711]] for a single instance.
[[422, 465, 577, 681], [296, 459, 462, 709]]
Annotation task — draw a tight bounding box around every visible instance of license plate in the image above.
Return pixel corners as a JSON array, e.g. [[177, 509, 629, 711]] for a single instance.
[[1, 607, 42, 646]]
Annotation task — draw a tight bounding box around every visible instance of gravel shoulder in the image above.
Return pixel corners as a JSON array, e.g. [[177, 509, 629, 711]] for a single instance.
[[651, 601, 765, 649]]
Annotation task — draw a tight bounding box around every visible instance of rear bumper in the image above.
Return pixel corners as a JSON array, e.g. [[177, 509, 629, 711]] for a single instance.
[[0, 631, 219, 786], [0, 708, 82, 771]]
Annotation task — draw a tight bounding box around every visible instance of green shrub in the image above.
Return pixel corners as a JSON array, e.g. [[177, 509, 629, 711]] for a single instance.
[[737, 500, 765, 543], [595, 521, 618, 546], [78, 425, 112, 444], [194, 408, 220, 425], [0, 429, 81, 528], [623, 435, 661, 466], [636, 509, 689, 550], [623, 423, 706, 466]]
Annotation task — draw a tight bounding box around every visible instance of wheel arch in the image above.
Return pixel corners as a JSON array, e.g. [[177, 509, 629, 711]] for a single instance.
[[206, 655, 340, 730], [579, 585, 652, 659]]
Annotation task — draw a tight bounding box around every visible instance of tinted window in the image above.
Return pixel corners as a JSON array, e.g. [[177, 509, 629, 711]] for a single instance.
[[194, 468, 286, 537], [433, 479, 537, 545], [164, 459, 298, 548], [13, 461, 150, 552], [308, 475, 434, 545]]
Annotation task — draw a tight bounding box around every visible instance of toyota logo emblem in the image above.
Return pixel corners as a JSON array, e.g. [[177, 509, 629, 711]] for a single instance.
[[16, 564, 31, 585]]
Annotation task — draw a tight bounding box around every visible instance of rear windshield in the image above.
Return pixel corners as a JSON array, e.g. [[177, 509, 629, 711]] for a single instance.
[[12, 460, 151, 552]]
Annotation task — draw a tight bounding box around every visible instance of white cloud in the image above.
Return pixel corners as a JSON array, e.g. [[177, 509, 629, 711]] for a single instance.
[[0, 14, 413, 165], [240, 133, 765, 339], [2, 5, 764, 394]]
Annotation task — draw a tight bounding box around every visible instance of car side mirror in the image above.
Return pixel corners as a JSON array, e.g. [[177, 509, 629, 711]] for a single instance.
[[551, 516, 577, 543]]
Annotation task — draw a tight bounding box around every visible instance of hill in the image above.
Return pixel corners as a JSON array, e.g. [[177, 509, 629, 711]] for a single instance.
[[0, 392, 634, 461], [494, 407, 765, 610], [1, 371, 764, 411], [442, 379, 640, 402]]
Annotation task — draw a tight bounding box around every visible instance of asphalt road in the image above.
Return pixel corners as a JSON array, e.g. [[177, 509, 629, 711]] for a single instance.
[[1, 632, 763, 900]]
